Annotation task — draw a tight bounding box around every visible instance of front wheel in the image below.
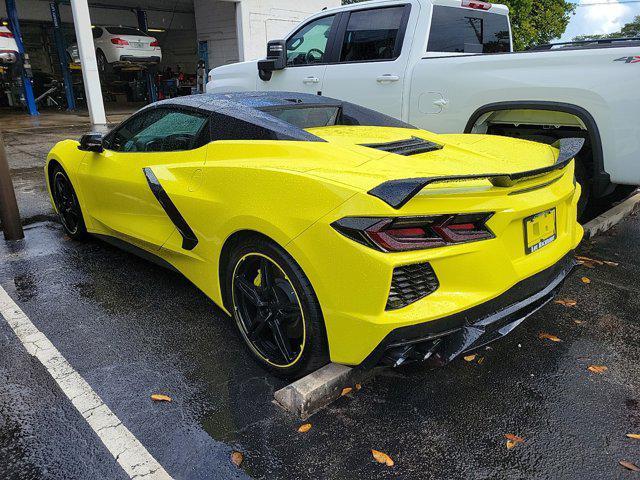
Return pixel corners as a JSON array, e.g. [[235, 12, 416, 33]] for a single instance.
[[51, 165, 87, 240], [226, 237, 329, 379]]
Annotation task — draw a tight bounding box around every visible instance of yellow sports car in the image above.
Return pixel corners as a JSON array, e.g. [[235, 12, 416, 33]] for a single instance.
[[46, 92, 583, 378]]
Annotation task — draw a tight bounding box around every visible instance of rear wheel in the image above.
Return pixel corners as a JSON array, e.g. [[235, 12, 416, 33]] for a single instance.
[[51, 165, 87, 240], [226, 237, 329, 379]]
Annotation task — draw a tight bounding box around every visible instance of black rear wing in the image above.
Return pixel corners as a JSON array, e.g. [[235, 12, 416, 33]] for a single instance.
[[368, 138, 584, 209]]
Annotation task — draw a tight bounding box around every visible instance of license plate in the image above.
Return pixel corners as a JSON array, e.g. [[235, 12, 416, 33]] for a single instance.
[[131, 42, 143, 48], [524, 208, 556, 254]]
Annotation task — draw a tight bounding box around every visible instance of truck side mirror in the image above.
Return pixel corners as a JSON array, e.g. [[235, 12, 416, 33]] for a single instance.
[[258, 39, 287, 81], [78, 133, 104, 153]]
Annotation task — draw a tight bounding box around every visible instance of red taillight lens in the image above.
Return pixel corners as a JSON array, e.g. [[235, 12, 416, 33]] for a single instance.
[[332, 214, 494, 252], [462, 0, 492, 9], [110, 37, 129, 46], [0, 31, 14, 38], [150, 40, 159, 47]]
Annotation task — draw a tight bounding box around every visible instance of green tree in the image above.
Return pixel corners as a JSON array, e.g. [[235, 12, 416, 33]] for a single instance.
[[342, 0, 576, 50], [574, 15, 640, 41]]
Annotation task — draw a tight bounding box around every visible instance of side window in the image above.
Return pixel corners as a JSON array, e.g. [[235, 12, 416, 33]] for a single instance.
[[92, 27, 103, 39], [427, 6, 511, 54], [286, 15, 336, 66], [107, 109, 209, 153], [339, 6, 407, 62]]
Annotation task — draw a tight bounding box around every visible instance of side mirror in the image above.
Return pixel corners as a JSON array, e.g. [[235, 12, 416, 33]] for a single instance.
[[78, 133, 104, 153], [258, 39, 287, 81]]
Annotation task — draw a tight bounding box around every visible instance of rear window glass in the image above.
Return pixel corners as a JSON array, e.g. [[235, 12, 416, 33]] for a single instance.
[[106, 26, 147, 36], [262, 106, 341, 129], [340, 6, 406, 62], [427, 6, 510, 54]]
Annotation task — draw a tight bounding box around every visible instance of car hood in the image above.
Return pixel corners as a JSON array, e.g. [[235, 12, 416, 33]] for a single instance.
[[305, 126, 559, 191]]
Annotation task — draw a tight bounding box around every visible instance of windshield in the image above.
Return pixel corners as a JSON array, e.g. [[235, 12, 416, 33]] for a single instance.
[[262, 106, 341, 129], [106, 26, 148, 37]]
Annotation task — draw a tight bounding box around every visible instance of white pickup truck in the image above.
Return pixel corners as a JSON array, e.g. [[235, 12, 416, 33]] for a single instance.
[[207, 0, 640, 214]]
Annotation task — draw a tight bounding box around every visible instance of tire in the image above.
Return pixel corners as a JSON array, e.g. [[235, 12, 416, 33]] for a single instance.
[[96, 49, 112, 78], [575, 158, 590, 221], [50, 165, 87, 240], [225, 236, 329, 379]]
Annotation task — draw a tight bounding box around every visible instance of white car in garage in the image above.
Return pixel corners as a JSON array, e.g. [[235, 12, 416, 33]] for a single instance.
[[0, 24, 18, 65], [68, 25, 161, 71]]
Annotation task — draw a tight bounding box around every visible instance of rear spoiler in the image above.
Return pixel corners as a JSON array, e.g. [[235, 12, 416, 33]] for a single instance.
[[368, 138, 584, 209]]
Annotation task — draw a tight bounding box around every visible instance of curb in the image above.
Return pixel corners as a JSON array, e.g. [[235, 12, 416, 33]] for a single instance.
[[583, 192, 640, 239]]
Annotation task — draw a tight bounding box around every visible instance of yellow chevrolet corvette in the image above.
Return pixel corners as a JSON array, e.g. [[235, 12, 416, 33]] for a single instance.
[[46, 92, 583, 378]]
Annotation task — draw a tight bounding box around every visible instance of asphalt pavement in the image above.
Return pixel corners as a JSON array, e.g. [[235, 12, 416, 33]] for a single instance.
[[0, 122, 638, 479]]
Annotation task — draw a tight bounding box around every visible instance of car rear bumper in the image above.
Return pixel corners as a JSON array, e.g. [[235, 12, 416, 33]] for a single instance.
[[0, 51, 17, 64], [360, 251, 577, 368], [117, 55, 161, 64]]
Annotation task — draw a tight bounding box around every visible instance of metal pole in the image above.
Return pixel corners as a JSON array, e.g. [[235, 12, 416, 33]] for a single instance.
[[50, 1, 76, 111], [69, 0, 106, 125], [135, 8, 157, 104], [0, 130, 24, 241], [5, 0, 39, 116]]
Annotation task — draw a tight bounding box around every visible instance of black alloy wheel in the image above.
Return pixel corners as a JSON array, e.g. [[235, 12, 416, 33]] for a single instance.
[[51, 166, 87, 240], [227, 237, 329, 378]]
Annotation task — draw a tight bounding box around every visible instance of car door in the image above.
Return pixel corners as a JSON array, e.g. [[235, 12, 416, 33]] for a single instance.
[[321, 4, 413, 119], [77, 107, 210, 250], [259, 13, 339, 95]]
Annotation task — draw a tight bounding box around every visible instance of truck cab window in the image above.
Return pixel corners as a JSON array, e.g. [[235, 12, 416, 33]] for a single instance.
[[427, 6, 510, 54], [340, 6, 406, 62], [286, 15, 336, 66]]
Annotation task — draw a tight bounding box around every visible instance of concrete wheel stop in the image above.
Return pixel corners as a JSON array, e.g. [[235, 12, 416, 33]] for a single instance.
[[274, 363, 375, 419]]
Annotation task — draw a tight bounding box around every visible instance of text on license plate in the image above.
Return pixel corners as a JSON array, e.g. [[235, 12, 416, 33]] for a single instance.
[[524, 208, 556, 254]]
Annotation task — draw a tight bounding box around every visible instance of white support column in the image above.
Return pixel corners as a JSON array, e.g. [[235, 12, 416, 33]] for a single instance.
[[70, 0, 106, 126], [235, 1, 245, 62]]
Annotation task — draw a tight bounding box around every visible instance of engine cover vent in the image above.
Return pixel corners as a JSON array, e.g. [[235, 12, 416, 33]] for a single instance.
[[362, 136, 443, 156]]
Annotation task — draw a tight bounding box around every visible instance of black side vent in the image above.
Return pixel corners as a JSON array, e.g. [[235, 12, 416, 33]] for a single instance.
[[362, 136, 443, 156], [386, 262, 439, 311]]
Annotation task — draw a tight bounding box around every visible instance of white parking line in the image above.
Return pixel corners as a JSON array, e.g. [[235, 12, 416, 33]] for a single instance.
[[0, 286, 173, 480]]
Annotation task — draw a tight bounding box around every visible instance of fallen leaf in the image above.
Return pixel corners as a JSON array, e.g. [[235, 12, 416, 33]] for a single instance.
[[231, 451, 244, 467], [477, 357, 485, 365], [587, 365, 608, 374], [355, 383, 362, 390], [576, 255, 603, 268], [463, 354, 477, 362], [506, 440, 518, 450], [554, 299, 577, 307], [574, 320, 585, 325], [539, 332, 562, 342], [371, 449, 394, 466], [619, 460, 640, 472], [150, 394, 172, 402], [504, 434, 525, 443], [603, 260, 619, 267], [341, 387, 352, 396], [626, 433, 640, 440], [581, 277, 591, 284], [297, 423, 312, 433]]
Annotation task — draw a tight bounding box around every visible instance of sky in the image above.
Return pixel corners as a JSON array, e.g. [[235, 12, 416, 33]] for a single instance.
[[560, 0, 640, 41]]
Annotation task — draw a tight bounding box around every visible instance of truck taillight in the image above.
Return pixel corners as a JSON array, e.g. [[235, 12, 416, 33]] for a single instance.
[[0, 32, 14, 38], [462, 0, 492, 9], [332, 213, 494, 252], [110, 38, 129, 46]]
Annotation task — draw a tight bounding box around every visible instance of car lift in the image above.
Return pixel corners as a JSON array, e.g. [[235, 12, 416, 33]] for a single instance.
[[135, 8, 158, 104], [4, 0, 38, 116], [49, 1, 76, 111]]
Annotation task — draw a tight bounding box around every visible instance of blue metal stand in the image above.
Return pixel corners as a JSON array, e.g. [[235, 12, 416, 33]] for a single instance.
[[5, 0, 38, 116], [49, 1, 75, 110], [135, 8, 157, 104]]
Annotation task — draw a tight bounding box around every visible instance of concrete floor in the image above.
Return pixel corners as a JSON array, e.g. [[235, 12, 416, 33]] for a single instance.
[[0, 124, 639, 479]]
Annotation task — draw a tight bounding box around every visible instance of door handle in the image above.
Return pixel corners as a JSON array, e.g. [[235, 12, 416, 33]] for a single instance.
[[303, 76, 320, 84], [433, 98, 449, 107], [376, 74, 400, 83]]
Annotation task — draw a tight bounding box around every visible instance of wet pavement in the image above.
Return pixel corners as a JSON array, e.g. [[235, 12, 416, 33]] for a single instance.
[[0, 123, 639, 479]]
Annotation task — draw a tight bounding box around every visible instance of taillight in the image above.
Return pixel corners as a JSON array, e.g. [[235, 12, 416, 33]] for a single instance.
[[110, 37, 129, 46], [461, 0, 492, 9], [150, 40, 159, 47], [332, 213, 494, 252], [0, 31, 14, 38]]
